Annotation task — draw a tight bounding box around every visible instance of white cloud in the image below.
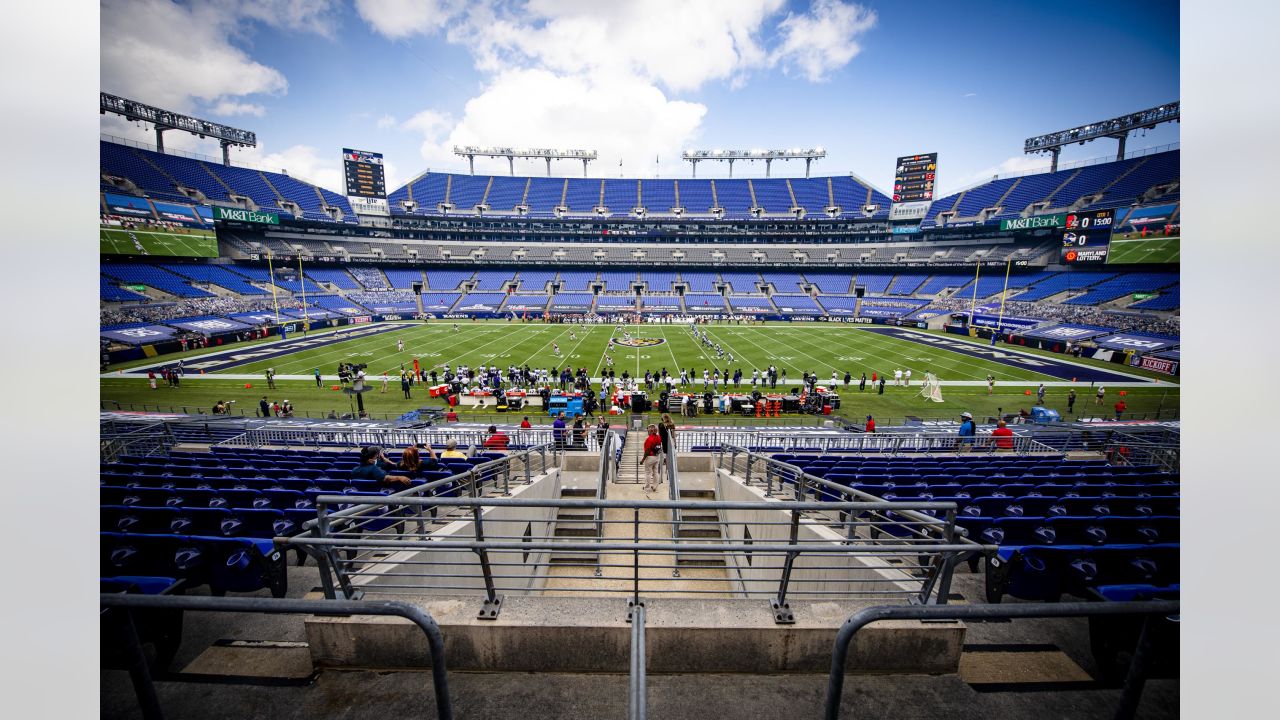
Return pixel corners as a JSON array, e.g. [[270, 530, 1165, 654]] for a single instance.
[[771, 0, 877, 82], [238, 143, 344, 191], [211, 100, 267, 117], [354, 0, 465, 39], [377, 114, 399, 129], [361, 1, 878, 178], [237, 0, 341, 37], [101, 0, 289, 111], [962, 92, 977, 98], [408, 69, 705, 175]]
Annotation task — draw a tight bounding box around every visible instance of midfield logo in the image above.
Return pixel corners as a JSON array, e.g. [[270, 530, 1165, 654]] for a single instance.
[[616, 338, 666, 347]]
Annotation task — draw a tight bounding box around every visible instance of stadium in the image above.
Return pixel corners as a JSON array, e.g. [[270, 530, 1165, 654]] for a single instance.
[[93, 3, 1185, 719]]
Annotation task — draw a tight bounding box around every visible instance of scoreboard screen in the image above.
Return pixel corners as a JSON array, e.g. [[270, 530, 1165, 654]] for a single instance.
[[892, 153, 938, 204], [1059, 209, 1115, 264], [342, 148, 389, 216], [343, 148, 386, 199]]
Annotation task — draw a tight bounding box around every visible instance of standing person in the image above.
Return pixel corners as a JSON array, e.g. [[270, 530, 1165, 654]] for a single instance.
[[878, 376, 886, 395], [1114, 399, 1127, 420], [894, 368, 903, 386], [904, 369, 912, 386], [957, 411, 976, 451], [259, 396, 271, 418], [147, 370, 157, 390], [552, 412, 567, 452], [843, 371, 851, 389], [314, 367, 322, 387], [658, 413, 676, 458], [596, 415, 611, 449], [986, 374, 995, 395], [859, 373, 866, 392], [1067, 388, 1077, 414], [991, 419, 1015, 451], [1036, 383, 1046, 406], [266, 368, 276, 390], [572, 415, 586, 450], [401, 372, 412, 399], [642, 425, 663, 493], [864, 415, 876, 433], [1095, 385, 1106, 406], [381, 371, 389, 394], [397, 338, 404, 353]]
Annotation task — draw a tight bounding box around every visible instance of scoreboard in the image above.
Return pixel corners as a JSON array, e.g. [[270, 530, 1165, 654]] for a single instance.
[[892, 153, 937, 204], [1059, 209, 1115, 264], [342, 148, 389, 215]]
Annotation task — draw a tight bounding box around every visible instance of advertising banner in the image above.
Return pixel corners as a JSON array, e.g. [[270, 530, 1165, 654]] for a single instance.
[[212, 206, 280, 225]]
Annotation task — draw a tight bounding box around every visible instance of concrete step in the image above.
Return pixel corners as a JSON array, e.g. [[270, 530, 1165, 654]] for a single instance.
[[676, 556, 728, 567], [680, 489, 716, 500], [554, 525, 598, 538], [561, 488, 596, 498], [548, 554, 598, 564], [682, 512, 720, 522], [556, 511, 595, 522], [677, 528, 722, 539]]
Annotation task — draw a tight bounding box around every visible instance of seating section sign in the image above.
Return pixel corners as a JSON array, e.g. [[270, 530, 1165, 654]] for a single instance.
[[1095, 333, 1179, 352]]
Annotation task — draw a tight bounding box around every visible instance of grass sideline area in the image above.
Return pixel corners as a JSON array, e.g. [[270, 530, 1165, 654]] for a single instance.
[[1107, 235, 1180, 264], [100, 226, 219, 258], [100, 320, 1179, 425]]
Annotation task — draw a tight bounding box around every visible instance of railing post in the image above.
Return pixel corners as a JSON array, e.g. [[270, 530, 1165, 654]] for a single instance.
[[632, 507, 641, 607], [771, 508, 801, 624], [471, 502, 503, 619], [1114, 615, 1156, 720], [316, 502, 359, 600], [116, 607, 164, 720]]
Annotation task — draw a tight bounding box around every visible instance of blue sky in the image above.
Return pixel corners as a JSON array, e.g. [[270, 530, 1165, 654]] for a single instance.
[[100, 0, 1179, 195]]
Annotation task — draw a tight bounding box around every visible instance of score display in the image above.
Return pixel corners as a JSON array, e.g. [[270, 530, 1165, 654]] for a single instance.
[[892, 153, 937, 204], [342, 148, 389, 215], [1059, 209, 1115, 264]]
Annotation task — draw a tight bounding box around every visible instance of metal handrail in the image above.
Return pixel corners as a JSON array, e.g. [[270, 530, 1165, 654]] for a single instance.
[[680, 431, 1062, 455], [667, 430, 682, 539], [824, 600, 1180, 720], [628, 600, 647, 720], [100, 594, 453, 720], [597, 431, 621, 537]]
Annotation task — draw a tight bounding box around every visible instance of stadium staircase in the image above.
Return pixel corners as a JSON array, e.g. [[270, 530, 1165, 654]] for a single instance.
[[1043, 168, 1083, 209], [991, 177, 1022, 214], [258, 171, 290, 209], [1075, 158, 1147, 208], [199, 164, 239, 201], [785, 179, 799, 211], [443, 174, 453, 206], [480, 176, 494, 207]]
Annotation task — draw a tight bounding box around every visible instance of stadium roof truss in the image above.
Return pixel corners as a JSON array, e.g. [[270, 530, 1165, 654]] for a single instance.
[[100, 92, 256, 165], [681, 148, 826, 178], [1024, 101, 1179, 171], [454, 145, 598, 176]]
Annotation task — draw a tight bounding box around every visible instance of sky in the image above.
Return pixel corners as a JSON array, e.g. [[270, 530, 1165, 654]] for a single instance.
[[100, 0, 1180, 197]]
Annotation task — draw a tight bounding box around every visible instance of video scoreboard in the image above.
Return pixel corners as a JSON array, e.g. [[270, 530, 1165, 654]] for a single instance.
[[1059, 208, 1115, 264], [893, 153, 937, 204], [342, 148, 389, 215]]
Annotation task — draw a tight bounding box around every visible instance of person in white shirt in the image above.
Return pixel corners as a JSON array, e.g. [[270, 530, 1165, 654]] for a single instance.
[[397, 339, 404, 352], [894, 368, 903, 386], [905, 369, 912, 386]]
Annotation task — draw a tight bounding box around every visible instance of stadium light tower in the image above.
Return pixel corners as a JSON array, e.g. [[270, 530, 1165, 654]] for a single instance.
[[99, 92, 257, 165], [453, 146, 599, 176], [681, 148, 826, 178], [1023, 101, 1179, 172]]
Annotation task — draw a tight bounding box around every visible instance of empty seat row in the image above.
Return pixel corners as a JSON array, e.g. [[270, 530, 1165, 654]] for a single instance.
[[99, 482, 466, 511], [100, 532, 288, 597], [986, 543, 1179, 603]]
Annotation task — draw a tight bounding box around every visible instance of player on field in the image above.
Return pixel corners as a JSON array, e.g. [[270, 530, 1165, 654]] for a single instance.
[[397, 339, 404, 352], [894, 368, 903, 386], [552, 342, 561, 356], [986, 374, 995, 395], [1095, 385, 1106, 405], [905, 369, 912, 386], [452, 324, 459, 332]]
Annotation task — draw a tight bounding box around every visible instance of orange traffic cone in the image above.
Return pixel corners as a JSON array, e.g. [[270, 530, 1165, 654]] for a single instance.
[[331, 385, 341, 391], [244, 383, 252, 389], [1024, 389, 1032, 395]]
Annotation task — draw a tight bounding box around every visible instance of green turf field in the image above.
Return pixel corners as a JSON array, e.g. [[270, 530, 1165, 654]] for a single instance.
[[208, 323, 1084, 383], [100, 226, 219, 258], [101, 322, 1180, 424], [1106, 236, 1180, 264]]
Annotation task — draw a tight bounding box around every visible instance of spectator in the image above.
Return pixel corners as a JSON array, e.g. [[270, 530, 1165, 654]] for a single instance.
[[398, 444, 438, 478], [1114, 399, 1127, 420], [483, 425, 510, 450], [658, 413, 676, 457], [351, 446, 412, 488], [440, 440, 467, 459], [552, 412, 567, 451], [258, 396, 270, 418], [1067, 389, 1077, 414], [864, 415, 875, 433], [642, 425, 663, 493], [445, 408, 459, 422], [957, 411, 976, 451], [991, 419, 1015, 450], [520, 416, 532, 429]]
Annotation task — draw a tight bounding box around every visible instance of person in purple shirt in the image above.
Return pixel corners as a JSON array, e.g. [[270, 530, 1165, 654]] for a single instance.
[[552, 412, 567, 451]]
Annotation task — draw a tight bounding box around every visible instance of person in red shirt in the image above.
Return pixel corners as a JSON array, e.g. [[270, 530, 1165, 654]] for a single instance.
[[483, 425, 509, 450], [445, 408, 459, 422], [864, 415, 876, 433], [1114, 400, 1127, 420], [520, 416, 532, 429], [991, 419, 1015, 450], [642, 425, 664, 492]]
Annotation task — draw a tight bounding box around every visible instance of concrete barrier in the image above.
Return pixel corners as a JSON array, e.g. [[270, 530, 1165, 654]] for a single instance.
[[305, 594, 963, 674]]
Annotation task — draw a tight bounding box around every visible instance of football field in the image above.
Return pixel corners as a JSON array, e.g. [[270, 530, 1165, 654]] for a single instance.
[[1106, 236, 1180, 264], [100, 227, 219, 258], [132, 321, 1156, 386]]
